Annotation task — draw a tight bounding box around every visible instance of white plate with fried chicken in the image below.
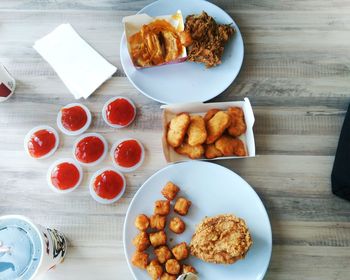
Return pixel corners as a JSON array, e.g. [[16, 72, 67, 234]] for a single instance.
[[120, 0, 244, 104], [123, 161, 272, 280]]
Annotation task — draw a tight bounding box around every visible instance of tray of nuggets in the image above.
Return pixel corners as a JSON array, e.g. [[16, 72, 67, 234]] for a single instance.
[[161, 97, 255, 162], [131, 181, 197, 279]]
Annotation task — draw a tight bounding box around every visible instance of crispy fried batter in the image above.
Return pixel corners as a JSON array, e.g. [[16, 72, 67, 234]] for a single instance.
[[227, 107, 247, 137], [131, 251, 148, 269], [167, 113, 191, 148], [161, 181, 180, 201], [147, 259, 163, 280], [132, 231, 150, 251], [215, 135, 247, 156], [190, 214, 253, 264], [154, 245, 173, 264], [165, 259, 181, 275], [185, 12, 235, 68], [134, 214, 150, 231], [171, 242, 189, 261], [174, 197, 192, 216], [203, 108, 220, 122], [175, 142, 204, 159], [205, 144, 223, 159], [187, 115, 207, 146], [169, 217, 186, 234], [150, 214, 167, 230], [160, 272, 177, 280], [206, 111, 231, 144]]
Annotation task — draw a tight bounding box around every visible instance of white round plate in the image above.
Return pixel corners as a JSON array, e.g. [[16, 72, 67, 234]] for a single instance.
[[123, 161, 271, 280], [120, 0, 244, 104]]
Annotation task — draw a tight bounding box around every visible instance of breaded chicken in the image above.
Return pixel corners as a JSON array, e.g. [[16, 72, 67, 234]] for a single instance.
[[227, 107, 246, 137], [203, 108, 220, 122], [215, 135, 247, 156], [187, 115, 207, 146], [206, 111, 231, 144], [205, 144, 223, 159], [167, 113, 191, 148], [175, 142, 204, 159], [190, 214, 253, 264]]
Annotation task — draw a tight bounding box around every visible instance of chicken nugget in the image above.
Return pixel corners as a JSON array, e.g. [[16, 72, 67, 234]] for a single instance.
[[167, 113, 191, 148], [205, 144, 223, 159], [174, 197, 192, 216], [204, 108, 220, 122], [150, 214, 167, 230], [147, 259, 163, 280], [154, 245, 173, 264], [154, 200, 171, 215], [227, 107, 246, 137], [149, 230, 167, 247], [206, 111, 231, 144], [182, 264, 197, 274], [165, 259, 181, 275], [215, 135, 247, 156], [169, 217, 186, 234], [160, 273, 177, 280], [132, 231, 150, 251], [161, 181, 180, 201], [187, 115, 207, 146], [171, 242, 189, 261], [134, 214, 149, 231], [175, 142, 204, 159], [131, 251, 148, 269]]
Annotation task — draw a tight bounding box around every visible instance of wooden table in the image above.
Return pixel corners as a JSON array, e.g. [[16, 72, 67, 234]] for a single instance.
[[1, 0, 350, 279]]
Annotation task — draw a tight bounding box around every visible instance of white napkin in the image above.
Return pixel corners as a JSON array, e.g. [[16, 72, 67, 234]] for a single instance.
[[33, 23, 117, 99]]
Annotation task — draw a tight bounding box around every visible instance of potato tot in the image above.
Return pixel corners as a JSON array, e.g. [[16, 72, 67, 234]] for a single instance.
[[150, 214, 167, 230], [215, 135, 247, 156], [154, 200, 171, 215], [131, 251, 148, 269], [161, 181, 180, 201], [160, 273, 177, 280], [206, 111, 231, 144], [165, 259, 181, 275], [174, 197, 192, 216], [134, 214, 149, 231], [147, 259, 163, 280], [187, 115, 207, 146], [175, 142, 204, 159], [227, 107, 246, 137], [182, 264, 197, 274], [205, 144, 223, 159], [167, 113, 191, 148], [154, 245, 173, 264], [149, 230, 167, 247], [171, 242, 189, 261], [169, 217, 186, 234], [132, 231, 150, 251]]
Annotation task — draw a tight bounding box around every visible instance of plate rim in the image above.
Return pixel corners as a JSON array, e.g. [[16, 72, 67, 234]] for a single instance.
[[123, 161, 272, 280], [120, 0, 245, 104]]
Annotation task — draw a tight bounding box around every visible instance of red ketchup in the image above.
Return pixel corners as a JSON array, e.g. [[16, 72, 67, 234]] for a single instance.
[[51, 162, 80, 190], [75, 136, 105, 164], [114, 139, 142, 168], [106, 98, 135, 126], [61, 106, 87, 131], [27, 129, 56, 158], [93, 170, 124, 199]]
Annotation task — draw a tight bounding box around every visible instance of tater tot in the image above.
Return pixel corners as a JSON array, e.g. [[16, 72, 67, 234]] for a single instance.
[[169, 217, 186, 234], [171, 242, 189, 261], [134, 214, 149, 231], [160, 273, 177, 280], [132, 231, 150, 251], [150, 214, 167, 230], [154, 245, 173, 264], [149, 230, 167, 247], [165, 259, 181, 275], [182, 264, 197, 274], [174, 197, 192, 216], [131, 251, 148, 269], [147, 259, 163, 280], [161, 182, 180, 201], [154, 200, 171, 215]]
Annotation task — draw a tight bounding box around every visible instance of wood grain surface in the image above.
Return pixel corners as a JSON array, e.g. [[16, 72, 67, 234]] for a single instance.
[[1, 0, 350, 279]]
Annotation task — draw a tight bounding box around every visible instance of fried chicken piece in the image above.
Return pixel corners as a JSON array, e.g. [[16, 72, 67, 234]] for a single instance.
[[154, 200, 171, 215], [169, 217, 186, 234], [154, 245, 173, 264], [132, 231, 150, 251], [203, 108, 220, 122], [147, 259, 163, 280], [175, 142, 204, 159], [227, 107, 247, 137], [167, 113, 191, 148], [174, 197, 192, 216], [131, 251, 148, 269], [149, 230, 167, 247], [190, 214, 253, 264], [165, 259, 181, 275], [205, 144, 223, 159], [215, 135, 247, 156], [206, 111, 231, 144], [179, 31, 193, 47], [134, 214, 149, 231], [187, 115, 207, 146], [171, 242, 189, 261], [160, 273, 177, 280], [150, 214, 167, 230], [162, 30, 181, 62], [185, 12, 234, 67], [161, 181, 180, 201], [182, 264, 197, 274]]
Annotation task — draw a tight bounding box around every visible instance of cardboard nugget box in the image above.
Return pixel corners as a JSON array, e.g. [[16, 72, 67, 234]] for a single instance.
[[161, 97, 256, 163]]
